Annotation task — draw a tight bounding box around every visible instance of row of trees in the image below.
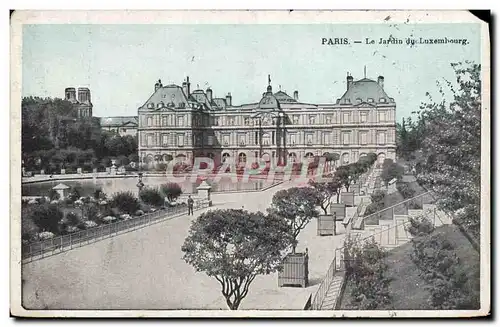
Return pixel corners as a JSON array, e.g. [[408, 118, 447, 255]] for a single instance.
[[396, 62, 481, 240], [181, 154, 380, 310], [22, 96, 138, 173]]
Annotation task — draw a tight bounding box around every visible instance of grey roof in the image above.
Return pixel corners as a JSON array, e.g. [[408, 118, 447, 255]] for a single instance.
[[139, 84, 190, 111], [100, 116, 138, 127], [339, 78, 394, 105], [273, 91, 297, 103]]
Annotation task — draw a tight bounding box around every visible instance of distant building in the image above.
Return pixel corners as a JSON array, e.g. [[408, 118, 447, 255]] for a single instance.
[[64, 87, 93, 118], [100, 116, 138, 137], [137, 74, 396, 166]]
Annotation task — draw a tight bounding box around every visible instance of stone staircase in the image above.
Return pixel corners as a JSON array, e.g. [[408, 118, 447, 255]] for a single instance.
[[312, 183, 453, 310]]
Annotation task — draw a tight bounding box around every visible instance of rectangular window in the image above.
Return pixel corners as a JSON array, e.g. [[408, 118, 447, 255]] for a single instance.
[[293, 115, 299, 124], [208, 135, 214, 146], [378, 111, 386, 122], [272, 131, 275, 145], [177, 116, 184, 126], [147, 116, 153, 127], [309, 115, 316, 125], [325, 115, 332, 124], [332, 131, 339, 145], [360, 112, 368, 123], [306, 134, 313, 145], [223, 134, 230, 146], [378, 131, 386, 144], [343, 112, 350, 124], [162, 134, 168, 146], [323, 132, 330, 145], [290, 134, 297, 145], [147, 134, 153, 147], [254, 131, 259, 145], [177, 134, 184, 147], [239, 134, 246, 146], [342, 132, 350, 145], [140, 133, 146, 146], [359, 131, 368, 145]]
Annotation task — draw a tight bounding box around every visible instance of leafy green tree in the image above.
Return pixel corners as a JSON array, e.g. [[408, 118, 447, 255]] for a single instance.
[[414, 62, 481, 239], [309, 175, 342, 215], [181, 209, 293, 310], [268, 187, 319, 253], [380, 159, 405, 186]]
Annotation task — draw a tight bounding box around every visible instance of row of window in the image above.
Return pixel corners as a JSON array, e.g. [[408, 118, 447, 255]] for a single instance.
[[140, 130, 391, 147], [142, 111, 391, 128]]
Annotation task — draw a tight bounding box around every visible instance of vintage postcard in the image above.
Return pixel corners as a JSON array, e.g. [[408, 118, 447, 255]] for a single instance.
[[10, 10, 490, 318]]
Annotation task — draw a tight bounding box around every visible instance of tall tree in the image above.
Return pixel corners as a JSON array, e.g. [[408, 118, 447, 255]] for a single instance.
[[181, 209, 293, 310], [415, 62, 481, 238], [268, 187, 319, 253]]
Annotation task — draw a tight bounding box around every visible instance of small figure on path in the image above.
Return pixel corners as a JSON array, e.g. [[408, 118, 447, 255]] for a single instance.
[[187, 195, 194, 215]]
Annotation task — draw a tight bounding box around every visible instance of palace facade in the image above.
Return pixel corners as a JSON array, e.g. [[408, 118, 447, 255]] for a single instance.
[[137, 74, 396, 167]]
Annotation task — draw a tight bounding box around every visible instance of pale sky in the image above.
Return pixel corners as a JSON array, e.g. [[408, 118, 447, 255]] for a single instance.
[[22, 23, 481, 121]]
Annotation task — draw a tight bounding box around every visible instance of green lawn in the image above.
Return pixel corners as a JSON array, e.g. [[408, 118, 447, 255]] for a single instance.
[[338, 224, 480, 310]]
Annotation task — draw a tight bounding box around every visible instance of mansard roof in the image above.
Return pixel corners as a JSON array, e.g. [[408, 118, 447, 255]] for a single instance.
[[338, 78, 394, 105]]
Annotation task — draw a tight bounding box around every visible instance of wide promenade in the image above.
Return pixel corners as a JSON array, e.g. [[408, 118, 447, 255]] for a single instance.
[[22, 179, 356, 310]]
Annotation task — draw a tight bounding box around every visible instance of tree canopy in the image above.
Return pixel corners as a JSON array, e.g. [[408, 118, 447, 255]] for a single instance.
[[268, 187, 319, 253], [181, 209, 293, 310]]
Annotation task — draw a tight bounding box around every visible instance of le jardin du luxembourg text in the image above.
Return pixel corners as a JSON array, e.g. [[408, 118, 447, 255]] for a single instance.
[[321, 36, 469, 46]]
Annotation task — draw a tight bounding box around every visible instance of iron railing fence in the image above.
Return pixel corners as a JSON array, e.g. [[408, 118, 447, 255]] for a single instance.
[[22, 199, 209, 263]]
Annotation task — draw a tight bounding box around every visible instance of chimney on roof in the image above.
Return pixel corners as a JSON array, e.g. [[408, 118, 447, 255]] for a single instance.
[[226, 92, 232, 107], [293, 90, 299, 101], [378, 76, 385, 89], [182, 76, 191, 97], [347, 73, 354, 90], [206, 88, 213, 102]]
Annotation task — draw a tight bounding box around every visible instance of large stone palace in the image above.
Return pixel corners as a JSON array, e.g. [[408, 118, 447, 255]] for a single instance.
[[137, 73, 396, 167]]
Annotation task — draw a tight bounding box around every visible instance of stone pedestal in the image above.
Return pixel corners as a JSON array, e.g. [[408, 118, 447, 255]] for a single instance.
[[40, 170, 45, 175], [77, 167, 82, 174], [92, 168, 98, 174], [197, 181, 212, 204], [60, 169, 66, 175]]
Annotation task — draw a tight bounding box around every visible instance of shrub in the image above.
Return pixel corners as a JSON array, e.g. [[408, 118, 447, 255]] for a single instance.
[[410, 232, 479, 309], [396, 182, 416, 199], [370, 190, 387, 205], [139, 203, 152, 213], [38, 231, 55, 240], [139, 187, 164, 207], [26, 204, 64, 234], [65, 211, 81, 227], [22, 217, 39, 241], [408, 199, 423, 210], [161, 183, 183, 202], [110, 191, 140, 215], [101, 216, 117, 224], [343, 235, 392, 310], [406, 215, 435, 237], [134, 209, 144, 216]]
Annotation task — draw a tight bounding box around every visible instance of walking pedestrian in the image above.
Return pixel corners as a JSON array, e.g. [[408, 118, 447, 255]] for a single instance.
[[187, 195, 194, 215]]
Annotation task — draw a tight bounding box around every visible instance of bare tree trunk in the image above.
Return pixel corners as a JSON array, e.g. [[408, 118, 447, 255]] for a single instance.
[[333, 212, 337, 235]]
